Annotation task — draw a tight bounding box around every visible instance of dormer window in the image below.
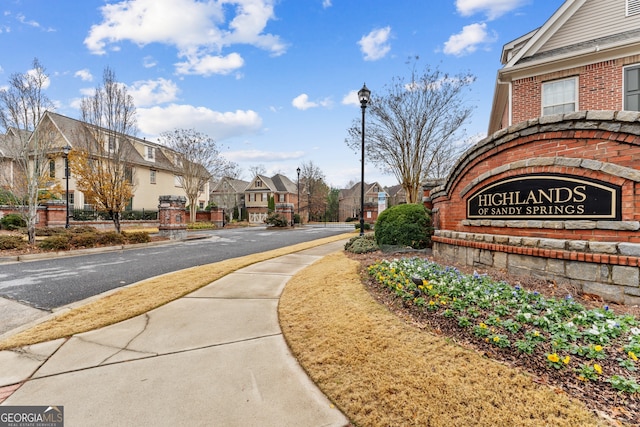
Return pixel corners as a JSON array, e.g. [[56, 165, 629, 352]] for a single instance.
[[107, 135, 116, 151], [146, 146, 155, 161], [627, 0, 640, 16]]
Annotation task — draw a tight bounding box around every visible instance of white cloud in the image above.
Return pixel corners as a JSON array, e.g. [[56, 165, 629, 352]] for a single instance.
[[16, 13, 55, 32], [137, 104, 262, 141], [443, 23, 496, 56], [84, 0, 286, 76], [322, 0, 332, 8], [358, 27, 392, 61], [175, 52, 244, 76], [142, 56, 157, 68], [223, 149, 304, 162], [128, 78, 180, 106], [455, 0, 529, 20], [74, 69, 93, 82], [292, 93, 332, 110], [342, 90, 360, 106]]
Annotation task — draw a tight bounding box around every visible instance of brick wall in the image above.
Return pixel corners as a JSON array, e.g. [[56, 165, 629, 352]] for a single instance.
[[512, 60, 624, 125], [429, 110, 640, 304]]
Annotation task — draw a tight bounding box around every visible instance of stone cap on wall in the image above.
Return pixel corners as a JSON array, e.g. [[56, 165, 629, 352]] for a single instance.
[[431, 110, 640, 200]]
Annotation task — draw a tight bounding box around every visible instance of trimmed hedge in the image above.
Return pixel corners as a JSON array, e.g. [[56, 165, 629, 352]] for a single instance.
[[374, 204, 432, 249], [0, 214, 26, 230]]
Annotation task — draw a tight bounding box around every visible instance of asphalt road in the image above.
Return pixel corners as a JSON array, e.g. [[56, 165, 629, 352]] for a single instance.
[[0, 226, 351, 311]]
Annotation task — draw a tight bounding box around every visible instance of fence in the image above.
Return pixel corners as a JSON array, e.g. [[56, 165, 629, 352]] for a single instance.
[[72, 207, 158, 221]]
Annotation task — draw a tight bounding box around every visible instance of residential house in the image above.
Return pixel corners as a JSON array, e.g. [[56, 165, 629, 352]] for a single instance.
[[0, 111, 209, 213], [210, 176, 249, 221], [489, 0, 640, 134], [384, 184, 407, 207], [338, 181, 388, 223], [245, 174, 297, 224]]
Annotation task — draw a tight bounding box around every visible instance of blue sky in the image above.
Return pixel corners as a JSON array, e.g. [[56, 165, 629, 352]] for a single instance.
[[0, 0, 564, 188]]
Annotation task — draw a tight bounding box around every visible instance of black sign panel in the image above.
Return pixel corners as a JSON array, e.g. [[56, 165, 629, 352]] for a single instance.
[[467, 174, 621, 220]]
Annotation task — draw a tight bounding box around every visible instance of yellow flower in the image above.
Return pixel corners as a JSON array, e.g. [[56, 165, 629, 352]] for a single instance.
[[479, 323, 487, 329], [493, 336, 500, 343], [562, 356, 570, 365], [593, 364, 602, 374], [547, 353, 560, 363], [629, 351, 638, 362], [594, 345, 603, 352], [422, 279, 428, 286], [533, 331, 540, 337], [429, 300, 436, 306]]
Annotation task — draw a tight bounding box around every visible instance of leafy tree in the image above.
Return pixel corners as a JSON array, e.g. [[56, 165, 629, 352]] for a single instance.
[[300, 160, 328, 221], [0, 58, 55, 244], [159, 128, 231, 223], [346, 60, 475, 203], [326, 188, 340, 222], [71, 67, 137, 233]]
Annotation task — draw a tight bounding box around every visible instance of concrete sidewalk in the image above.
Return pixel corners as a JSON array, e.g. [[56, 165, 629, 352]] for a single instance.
[[0, 241, 349, 426]]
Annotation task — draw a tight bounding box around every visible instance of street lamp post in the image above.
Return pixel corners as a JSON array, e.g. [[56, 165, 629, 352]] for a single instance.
[[296, 167, 301, 223], [358, 83, 371, 236], [62, 144, 72, 228]]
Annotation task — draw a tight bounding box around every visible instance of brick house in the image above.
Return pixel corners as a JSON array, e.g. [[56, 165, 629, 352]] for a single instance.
[[0, 111, 209, 212], [338, 182, 388, 223], [489, 0, 640, 134], [245, 174, 297, 224], [210, 176, 249, 221]]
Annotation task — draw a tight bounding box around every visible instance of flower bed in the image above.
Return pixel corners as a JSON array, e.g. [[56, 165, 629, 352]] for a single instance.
[[367, 257, 640, 421]]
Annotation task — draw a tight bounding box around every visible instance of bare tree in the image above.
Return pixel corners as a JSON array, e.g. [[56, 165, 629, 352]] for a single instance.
[[159, 128, 231, 223], [248, 164, 266, 178], [71, 67, 137, 233], [0, 58, 55, 244], [346, 61, 475, 203]]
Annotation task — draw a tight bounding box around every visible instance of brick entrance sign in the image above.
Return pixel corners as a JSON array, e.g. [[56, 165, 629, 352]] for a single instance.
[[429, 111, 640, 305], [158, 195, 187, 240]]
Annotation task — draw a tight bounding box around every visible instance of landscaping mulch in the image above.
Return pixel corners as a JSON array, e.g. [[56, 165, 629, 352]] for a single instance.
[[348, 250, 640, 426]]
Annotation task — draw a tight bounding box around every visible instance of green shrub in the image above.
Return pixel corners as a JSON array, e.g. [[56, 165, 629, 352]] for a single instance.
[[0, 214, 26, 230], [187, 221, 216, 230], [123, 231, 150, 244], [35, 227, 68, 236], [354, 222, 371, 231], [344, 234, 379, 254], [375, 204, 432, 249], [70, 232, 98, 248], [265, 212, 289, 227], [0, 235, 27, 250], [38, 235, 71, 251], [98, 231, 126, 246], [70, 225, 99, 234]]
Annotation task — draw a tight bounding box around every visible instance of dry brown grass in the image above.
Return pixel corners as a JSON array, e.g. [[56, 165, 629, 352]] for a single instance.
[[279, 252, 605, 427], [0, 232, 353, 350]]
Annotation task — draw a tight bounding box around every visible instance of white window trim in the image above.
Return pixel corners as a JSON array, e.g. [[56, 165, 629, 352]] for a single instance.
[[627, 0, 640, 16], [541, 77, 578, 116], [622, 63, 640, 110], [146, 146, 155, 162]]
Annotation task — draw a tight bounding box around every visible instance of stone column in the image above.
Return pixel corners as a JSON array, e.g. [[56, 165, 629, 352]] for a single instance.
[[276, 203, 294, 226], [158, 195, 187, 240]]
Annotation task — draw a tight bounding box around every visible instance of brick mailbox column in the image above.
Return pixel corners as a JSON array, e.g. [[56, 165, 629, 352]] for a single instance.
[[158, 195, 187, 240], [275, 203, 295, 226]]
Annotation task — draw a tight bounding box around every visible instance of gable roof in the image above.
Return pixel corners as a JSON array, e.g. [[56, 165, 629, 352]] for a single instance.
[[44, 111, 183, 173], [211, 176, 250, 193], [489, 0, 640, 133]]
